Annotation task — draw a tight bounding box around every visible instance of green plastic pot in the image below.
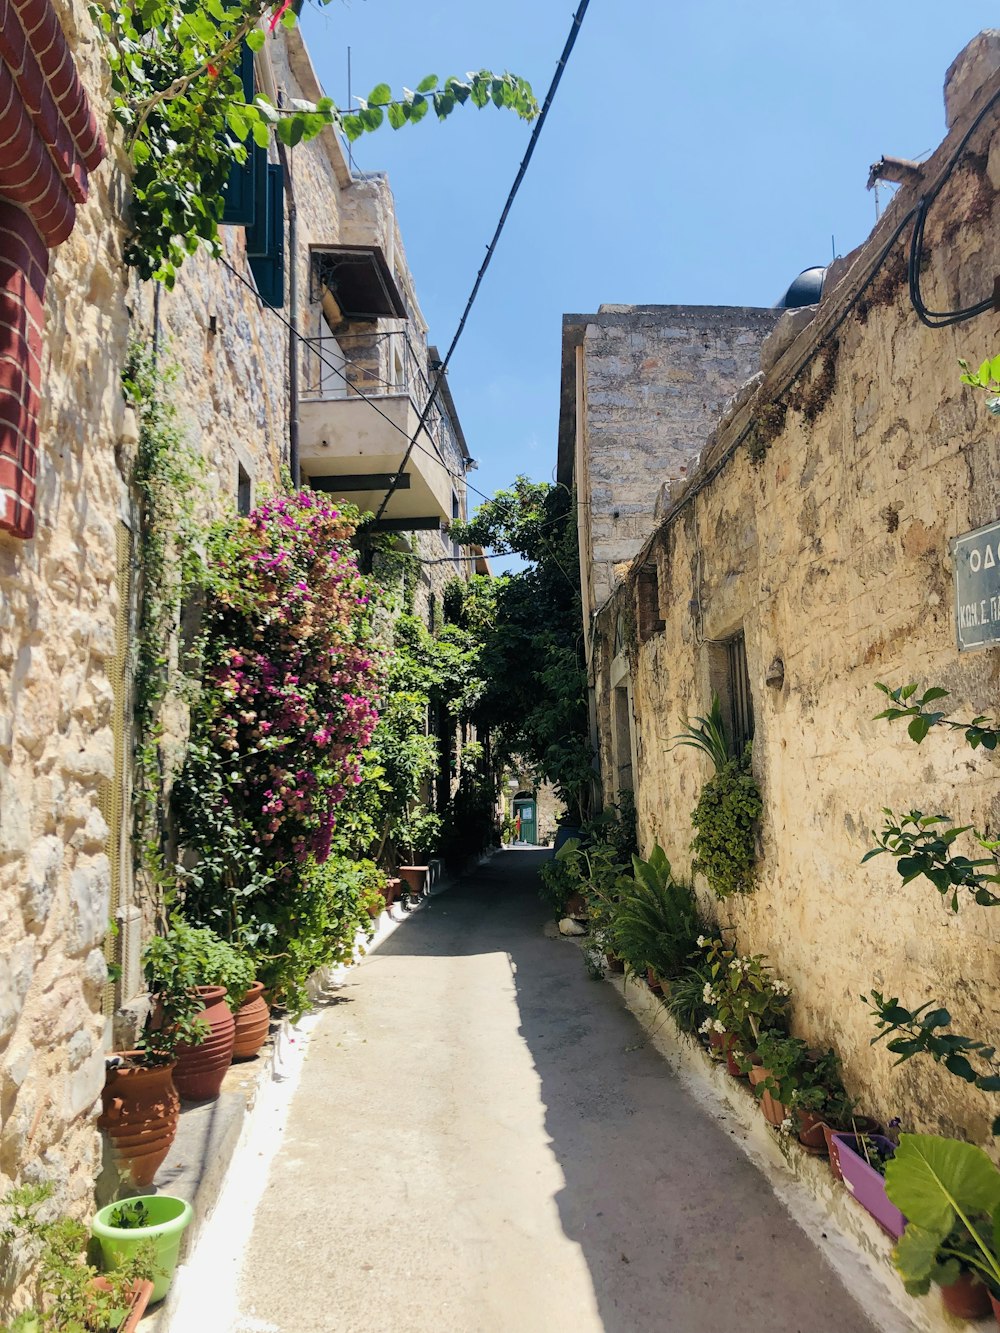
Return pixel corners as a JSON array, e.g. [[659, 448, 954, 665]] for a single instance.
[[92, 1194, 193, 1302]]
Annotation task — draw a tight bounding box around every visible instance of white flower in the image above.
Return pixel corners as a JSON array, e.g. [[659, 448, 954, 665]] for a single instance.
[[779, 1117, 794, 1135], [728, 959, 740, 970], [712, 1019, 726, 1034], [702, 983, 718, 1004], [698, 1018, 713, 1035], [696, 935, 708, 948], [771, 979, 791, 997]]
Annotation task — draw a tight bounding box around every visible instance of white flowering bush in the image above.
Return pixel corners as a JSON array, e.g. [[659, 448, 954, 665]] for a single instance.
[[698, 936, 791, 1051]]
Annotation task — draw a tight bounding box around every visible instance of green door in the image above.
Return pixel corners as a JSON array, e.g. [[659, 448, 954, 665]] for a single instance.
[[513, 798, 537, 844]]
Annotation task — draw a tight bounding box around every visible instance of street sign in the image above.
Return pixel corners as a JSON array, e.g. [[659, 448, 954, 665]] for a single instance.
[[953, 518, 1000, 651]]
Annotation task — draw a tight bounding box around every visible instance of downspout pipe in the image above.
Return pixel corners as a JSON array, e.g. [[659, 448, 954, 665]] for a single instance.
[[276, 139, 299, 486]]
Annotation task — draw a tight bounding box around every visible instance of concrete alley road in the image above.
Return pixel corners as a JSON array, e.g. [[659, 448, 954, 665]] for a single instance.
[[233, 850, 878, 1333]]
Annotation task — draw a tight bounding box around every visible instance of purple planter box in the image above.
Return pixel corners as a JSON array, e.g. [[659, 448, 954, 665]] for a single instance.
[[832, 1133, 906, 1239]]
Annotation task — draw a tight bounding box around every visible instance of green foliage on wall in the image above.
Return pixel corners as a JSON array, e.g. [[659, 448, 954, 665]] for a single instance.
[[690, 749, 762, 898]]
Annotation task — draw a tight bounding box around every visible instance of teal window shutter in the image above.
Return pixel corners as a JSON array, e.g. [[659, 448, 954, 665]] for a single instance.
[[249, 164, 285, 309], [221, 45, 259, 226]]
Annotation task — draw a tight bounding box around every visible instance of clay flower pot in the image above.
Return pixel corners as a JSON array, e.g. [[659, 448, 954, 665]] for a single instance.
[[989, 1290, 1000, 1326], [398, 865, 428, 896], [749, 1065, 788, 1127], [940, 1271, 992, 1319], [797, 1111, 829, 1154], [98, 1055, 180, 1188], [173, 986, 235, 1101], [646, 967, 663, 994], [564, 891, 587, 919], [232, 981, 270, 1061], [88, 1276, 154, 1333], [604, 951, 625, 974], [708, 1030, 744, 1077]]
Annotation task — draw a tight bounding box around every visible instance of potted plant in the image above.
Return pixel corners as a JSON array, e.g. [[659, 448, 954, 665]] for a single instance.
[[0, 1183, 155, 1332], [98, 923, 221, 1187], [885, 1134, 1000, 1320], [698, 938, 790, 1077], [91, 1196, 193, 1305], [395, 808, 443, 895], [832, 1132, 905, 1238], [610, 846, 703, 997], [143, 920, 241, 1101]]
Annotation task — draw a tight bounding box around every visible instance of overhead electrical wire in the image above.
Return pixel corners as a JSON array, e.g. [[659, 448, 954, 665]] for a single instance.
[[372, 0, 592, 522]]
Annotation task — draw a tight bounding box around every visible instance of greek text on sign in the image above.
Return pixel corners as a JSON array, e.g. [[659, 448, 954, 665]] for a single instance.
[[953, 518, 1000, 651]]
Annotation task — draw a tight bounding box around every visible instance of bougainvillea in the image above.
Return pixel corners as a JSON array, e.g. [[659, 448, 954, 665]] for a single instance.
[[203, 490, 380, 863]]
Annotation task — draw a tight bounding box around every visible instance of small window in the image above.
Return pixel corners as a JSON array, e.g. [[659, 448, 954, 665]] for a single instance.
[[237, 463, 252, 516], [612, 685, 634, 794], [726, 632, 754, 752], [636, 564, 664, 642]]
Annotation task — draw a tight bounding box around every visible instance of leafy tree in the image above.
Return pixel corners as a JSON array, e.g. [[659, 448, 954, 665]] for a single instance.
[[448, 477, 593, 821]]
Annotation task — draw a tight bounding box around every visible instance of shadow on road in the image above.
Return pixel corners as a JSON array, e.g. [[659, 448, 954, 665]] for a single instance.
[[372, 849, 874, 1333]]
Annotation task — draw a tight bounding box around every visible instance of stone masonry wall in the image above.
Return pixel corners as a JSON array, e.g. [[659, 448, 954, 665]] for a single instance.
[[592, 51, 1000, 1142], [572, 305, 780, 617], [0, 9, 472, 1258]]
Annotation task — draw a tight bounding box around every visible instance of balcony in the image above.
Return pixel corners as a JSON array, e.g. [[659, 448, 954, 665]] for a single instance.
[[300, 330, 460, 528]]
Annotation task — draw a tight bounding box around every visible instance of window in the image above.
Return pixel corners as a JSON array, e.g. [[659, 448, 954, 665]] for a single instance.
[[612, 685, 634, 794], [726, 632, 754, 752], [237, 463, 252, 516], [636, 563, 664, 642]]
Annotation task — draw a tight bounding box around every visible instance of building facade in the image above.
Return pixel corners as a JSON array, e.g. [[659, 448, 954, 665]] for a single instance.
[[0, 5, 478, 1222], [573, 32, 1000, 1141]]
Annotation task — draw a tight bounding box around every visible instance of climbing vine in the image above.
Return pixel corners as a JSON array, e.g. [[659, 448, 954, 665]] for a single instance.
[[124, 345, 205, 899], [93, 0, 538, 285]]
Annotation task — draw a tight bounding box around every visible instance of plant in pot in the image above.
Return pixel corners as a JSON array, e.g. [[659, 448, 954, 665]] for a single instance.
[[395, 808, 443, 895], [885, 1134, 1000, 1320], [832, 1131, 906, 1238], [91, 1196, 194, 1305], [610, 846, 702, 995], [0, 1183, 156, 1332], [98, 925, 217, 1188], [143, 919, 241, 1101], [698, 937, 790, 1077], [663, 961, 715, 1035]]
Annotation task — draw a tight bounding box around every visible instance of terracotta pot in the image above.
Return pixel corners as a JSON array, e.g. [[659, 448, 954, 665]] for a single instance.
[[398, 865, 428, 895], [89, 1276, 154, 1333], [232, 981, 270, 1061], [173, 986, 235, 1101], [604, 952, 625, 974], [990, 1290, 1000, 1326], [797, 1110, 829, 1153], [98, 1055, 180, 1189], [748, 1065, 788, 1127], [941, 1271, 993, 1319], [646, 967, 663, 994], [708, 1030, 744, 1076], [820, 1118, 883, 1182], [384, 877, 401, 908]]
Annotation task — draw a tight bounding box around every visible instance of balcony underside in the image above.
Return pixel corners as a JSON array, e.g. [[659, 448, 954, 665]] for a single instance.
[[300, 393, 453, 524]]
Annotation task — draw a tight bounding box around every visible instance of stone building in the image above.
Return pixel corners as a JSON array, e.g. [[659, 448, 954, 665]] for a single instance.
[[558, 304, 781, 633], [573, 32, 1000, 1142], [0, 4, 478, 1228]]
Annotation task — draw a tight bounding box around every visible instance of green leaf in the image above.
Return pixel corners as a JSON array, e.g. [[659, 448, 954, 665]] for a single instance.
[[885, 1134, 1000, 1250], [367, 83, 392, 106], [892, 1222, 944, 1294], [281, 8, 296, 28], [907, 716, 930, 744], [251, 120, 270, 148], [990, 355, 1000, 383], [944, 1052, 978, 1082], [416, 74, 438, 93], [921, 687, 950, 704], [981, 359, 993, 385], [387, 103, 407, 130], [246, 28, 265, 51]]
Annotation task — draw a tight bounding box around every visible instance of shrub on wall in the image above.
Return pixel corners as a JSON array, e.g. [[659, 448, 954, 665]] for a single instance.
[[690, 749, 762, 898]]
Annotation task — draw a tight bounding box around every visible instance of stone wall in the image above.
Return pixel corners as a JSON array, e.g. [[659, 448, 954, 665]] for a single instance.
[[591, 41, 1000, 1142], [560, 305, 781, 622], [0, 7, 474, 1253]]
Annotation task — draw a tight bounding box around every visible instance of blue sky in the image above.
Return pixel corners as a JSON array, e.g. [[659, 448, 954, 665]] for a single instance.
[[302, 2, 995, 562]]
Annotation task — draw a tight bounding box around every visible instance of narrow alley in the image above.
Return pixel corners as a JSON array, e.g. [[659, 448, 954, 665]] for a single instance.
[[220, 852, 877, 1333]]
